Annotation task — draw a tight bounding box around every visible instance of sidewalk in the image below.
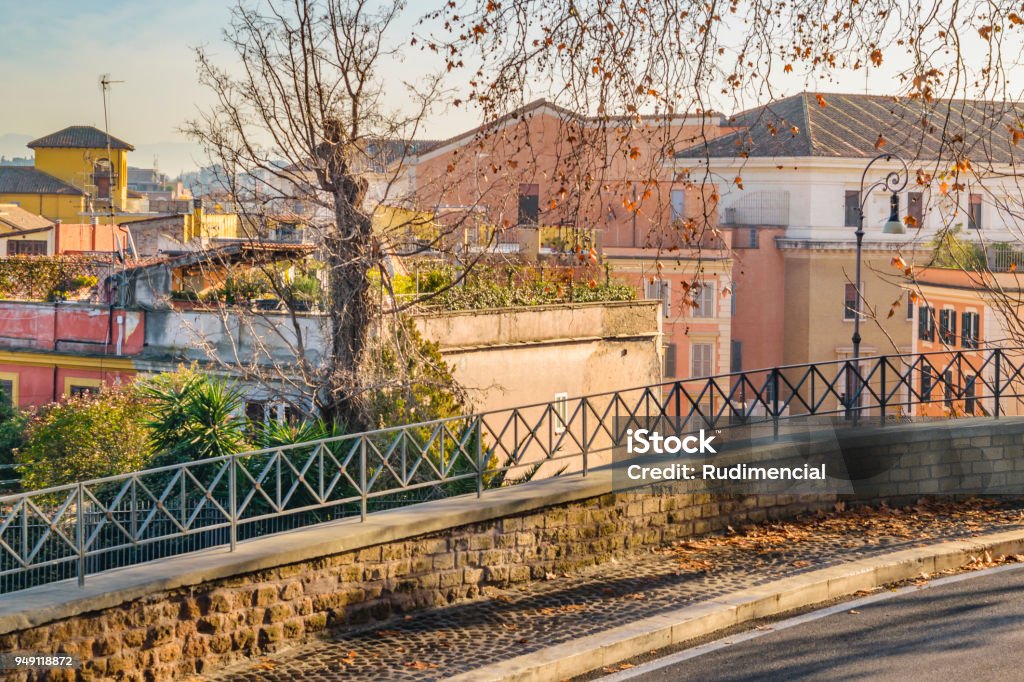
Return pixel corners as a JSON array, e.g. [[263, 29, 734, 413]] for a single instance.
[[210, 499, 1024, 682]]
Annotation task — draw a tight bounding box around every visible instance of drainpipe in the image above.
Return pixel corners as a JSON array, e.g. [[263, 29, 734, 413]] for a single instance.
[[115, 313, 124, 356]]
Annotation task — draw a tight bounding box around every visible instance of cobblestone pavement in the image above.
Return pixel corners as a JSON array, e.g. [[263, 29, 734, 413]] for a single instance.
[[211, 500, 1024, 682]]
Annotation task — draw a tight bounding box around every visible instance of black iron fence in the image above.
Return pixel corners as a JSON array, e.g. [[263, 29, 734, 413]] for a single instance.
[[2, 347, 1023, 594]]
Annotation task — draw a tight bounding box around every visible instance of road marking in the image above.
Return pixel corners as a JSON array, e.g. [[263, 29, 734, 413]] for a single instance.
[[599, 562, 1024, 681]]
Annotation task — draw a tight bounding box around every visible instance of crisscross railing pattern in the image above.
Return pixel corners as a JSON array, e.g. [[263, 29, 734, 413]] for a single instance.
[[3, 347, 1024, 594]]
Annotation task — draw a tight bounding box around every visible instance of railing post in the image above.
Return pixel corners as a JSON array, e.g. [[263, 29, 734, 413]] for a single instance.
[[360, 438, 368, 521], [20, 500, 27, 570], [76, 482, 85, 588], [879, 356, 887, 426], [130, 478, 138, 546], [993, 348, 1002, 419], [771, 368, 780, 439], [581, 399, 589, 478], [229, 456, 237, 552], [475, 417, 484, 498]]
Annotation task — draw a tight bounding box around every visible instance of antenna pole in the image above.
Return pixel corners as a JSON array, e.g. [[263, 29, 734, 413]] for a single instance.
[[99, 74, 127, 293]]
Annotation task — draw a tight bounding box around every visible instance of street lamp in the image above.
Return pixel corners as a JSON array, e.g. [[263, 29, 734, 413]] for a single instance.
[[847, 153, 909, 417]]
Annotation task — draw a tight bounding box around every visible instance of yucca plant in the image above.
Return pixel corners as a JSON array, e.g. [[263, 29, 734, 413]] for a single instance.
[[142, 369, 249, 465]]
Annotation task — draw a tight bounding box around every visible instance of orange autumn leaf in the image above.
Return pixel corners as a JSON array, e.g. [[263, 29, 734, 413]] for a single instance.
[[870, 49, 883, 66], [939, 181, 950, 194], [903, 215, 918, 228], [816, 94, 827, 108], [734, 176, 744, 190], [588, 278, 597, 289], [891, 255, 908, 270], [784, 63, 793, 73], [875, 134, 887, 149]]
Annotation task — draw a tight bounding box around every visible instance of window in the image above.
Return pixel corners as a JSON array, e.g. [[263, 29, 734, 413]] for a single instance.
[[68, 384, 98, 398], [907, 192, 924, 228], [553, 392, 569, 434], [964, 375, 977, 414], [0, 379, 12, 409], [517, 183, 540, 225], [645, 279, 671, 318], [939, 309, 957, 345], [245, 399, 301, 429], [961, 311, 980, 349], [844, 283, 860, 320], [92, 158, 113, 199], [7, 240, 47, 256], [906, 291, 914, 320], [968, 193, 982, 229], [920, 370, 932, 400], [690, 343, 714, 378], [730, 340, 743, 373], [691, 282, 715, 318], [664, 343, 677, 378], [918, 306, 935, 342], [844, 190, 861, 227], [670, 189, 686, 222]]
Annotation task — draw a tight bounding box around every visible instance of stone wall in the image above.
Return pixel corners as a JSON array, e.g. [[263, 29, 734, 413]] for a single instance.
[[1, 490, 831, 682]]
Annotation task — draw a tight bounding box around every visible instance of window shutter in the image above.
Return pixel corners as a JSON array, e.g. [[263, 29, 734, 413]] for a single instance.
[[918, 306, 928, 340], [664, 343, 677, 378]]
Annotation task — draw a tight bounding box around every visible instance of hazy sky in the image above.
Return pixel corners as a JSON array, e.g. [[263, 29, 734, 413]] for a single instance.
[[2, 1, 1008, 173], [0, 0, 475, 171]]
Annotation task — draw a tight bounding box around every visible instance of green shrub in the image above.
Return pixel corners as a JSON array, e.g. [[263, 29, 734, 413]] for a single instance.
[[15, 389, 152, 489]]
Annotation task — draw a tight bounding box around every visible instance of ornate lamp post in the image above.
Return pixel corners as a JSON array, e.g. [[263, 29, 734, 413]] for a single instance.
[[847, 154, 908, 417]]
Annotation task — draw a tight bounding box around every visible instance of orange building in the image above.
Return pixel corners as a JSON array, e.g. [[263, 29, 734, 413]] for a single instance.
[[908, 267, 1024, 417], [410, 100, 737, 385], [0, 301, 143, 408]]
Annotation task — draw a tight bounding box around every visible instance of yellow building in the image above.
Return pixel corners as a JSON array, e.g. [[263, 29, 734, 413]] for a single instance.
[[0, 126, 134, 223]]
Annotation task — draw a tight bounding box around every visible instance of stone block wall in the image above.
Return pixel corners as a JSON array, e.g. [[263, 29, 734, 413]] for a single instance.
[[1, 490, 832, 682]]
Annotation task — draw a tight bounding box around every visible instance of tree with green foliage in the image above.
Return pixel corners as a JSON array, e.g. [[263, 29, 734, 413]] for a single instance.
[[0, 392, 26, 468], [15, 389, 152, 489]]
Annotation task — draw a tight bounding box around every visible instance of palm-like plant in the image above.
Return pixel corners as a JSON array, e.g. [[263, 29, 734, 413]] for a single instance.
[[142, 369, 249, 464]]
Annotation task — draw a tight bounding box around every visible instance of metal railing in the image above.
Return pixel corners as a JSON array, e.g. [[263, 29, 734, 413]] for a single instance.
[[3, 347, 1024, 594]]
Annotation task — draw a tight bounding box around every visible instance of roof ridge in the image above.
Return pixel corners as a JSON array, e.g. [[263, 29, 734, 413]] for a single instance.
[[800, 93, 814, 156]]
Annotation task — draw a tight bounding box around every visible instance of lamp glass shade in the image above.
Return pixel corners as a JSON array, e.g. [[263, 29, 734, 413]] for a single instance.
[[883, 193, 905, 234], [883, 217, 905, 234]]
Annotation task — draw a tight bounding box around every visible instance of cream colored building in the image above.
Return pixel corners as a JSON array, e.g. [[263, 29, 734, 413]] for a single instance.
[[673, 92, 1024, 369]]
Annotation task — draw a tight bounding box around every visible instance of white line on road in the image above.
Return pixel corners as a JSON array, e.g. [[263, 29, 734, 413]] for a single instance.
[[598, 562, 1024, 681]]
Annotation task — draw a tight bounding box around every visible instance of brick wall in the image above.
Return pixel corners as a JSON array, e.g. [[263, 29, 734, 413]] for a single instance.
[[1, 490, 832, 681]]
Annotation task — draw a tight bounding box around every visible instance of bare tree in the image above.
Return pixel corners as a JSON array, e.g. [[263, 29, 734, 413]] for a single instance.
[[185, 0, 472, 430]]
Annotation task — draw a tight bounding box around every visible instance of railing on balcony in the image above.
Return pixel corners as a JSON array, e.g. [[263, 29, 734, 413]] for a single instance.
[[2, 347, 1024, 594], [984, 246, 1024, 273]]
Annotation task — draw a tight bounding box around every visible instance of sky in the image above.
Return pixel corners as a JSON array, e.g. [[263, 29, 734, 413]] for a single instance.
[[0, 0, 476, 173], [1, 1, 1012, 174]]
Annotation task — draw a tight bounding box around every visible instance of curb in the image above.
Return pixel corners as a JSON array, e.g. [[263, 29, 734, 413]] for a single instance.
[[443, 527, 1024, 682]]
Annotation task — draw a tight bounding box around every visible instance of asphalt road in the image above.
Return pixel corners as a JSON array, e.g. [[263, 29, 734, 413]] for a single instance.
[[608, 564, 1024, 682]]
